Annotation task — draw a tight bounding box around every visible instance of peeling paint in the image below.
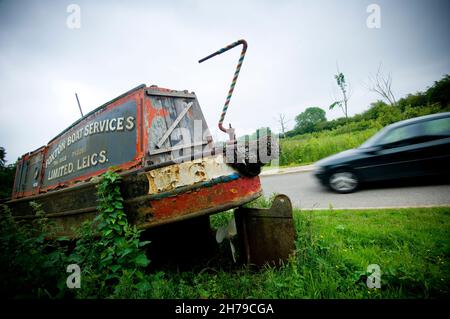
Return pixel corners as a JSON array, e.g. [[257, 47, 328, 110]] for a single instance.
[[145, 154, 236, 194]]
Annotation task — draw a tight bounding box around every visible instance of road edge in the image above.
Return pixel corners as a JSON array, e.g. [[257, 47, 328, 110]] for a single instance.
[[260, 164, 316, 176], [291, 204, 450, 210]]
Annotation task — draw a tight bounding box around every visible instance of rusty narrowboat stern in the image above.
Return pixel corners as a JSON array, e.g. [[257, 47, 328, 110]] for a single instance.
[[8, 83, 279, 236], [6, 40, 280, 239], [6, 39, 298, 267]]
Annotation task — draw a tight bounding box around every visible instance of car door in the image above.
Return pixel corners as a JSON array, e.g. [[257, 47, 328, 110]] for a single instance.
[[359, 116, 450, 181], [357, 122, 426, 181], [409, 116, 450, 176]]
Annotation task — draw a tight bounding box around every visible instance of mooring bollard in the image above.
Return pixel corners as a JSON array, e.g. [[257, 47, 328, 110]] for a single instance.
[[234, 194, 296, 267]]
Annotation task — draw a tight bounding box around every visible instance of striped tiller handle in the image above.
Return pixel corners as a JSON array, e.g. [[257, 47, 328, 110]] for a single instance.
[[199, 39, 248, 133]]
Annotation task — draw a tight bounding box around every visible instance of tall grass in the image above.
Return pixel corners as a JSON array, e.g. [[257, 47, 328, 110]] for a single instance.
[[127, 206, 450, 299], [2, 196, 449, 298], [279, 127, 380, 166]]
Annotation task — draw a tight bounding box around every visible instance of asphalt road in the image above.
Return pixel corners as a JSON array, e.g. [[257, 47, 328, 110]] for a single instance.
[[260, 171, 450, 209]]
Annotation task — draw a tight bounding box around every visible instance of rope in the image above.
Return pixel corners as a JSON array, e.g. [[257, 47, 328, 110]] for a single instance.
[[199, 39, 248, 134]]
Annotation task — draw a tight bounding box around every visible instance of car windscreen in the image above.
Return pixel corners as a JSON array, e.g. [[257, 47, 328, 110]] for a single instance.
[[358, 126, 390, 148]]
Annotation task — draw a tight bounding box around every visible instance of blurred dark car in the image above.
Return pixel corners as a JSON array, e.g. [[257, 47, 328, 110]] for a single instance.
[[314, 112, 450, 193]]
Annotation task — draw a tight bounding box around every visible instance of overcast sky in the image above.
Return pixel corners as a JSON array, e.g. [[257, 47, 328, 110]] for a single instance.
[[0, 0, 449, 163]]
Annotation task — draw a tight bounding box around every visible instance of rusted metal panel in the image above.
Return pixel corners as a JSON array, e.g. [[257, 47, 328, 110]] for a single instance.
[[141, 175, 262, 225], [12, 147, 45, 197], [12, 158, 24, 196], [155, 101, 193, 148], [145, 88, 196, 99], [146, 91, 211, 165], [146, 95, 172, 161], [24, 150, 45, 195], [145, 155, 236, 194], [235, 195, 296, 267]]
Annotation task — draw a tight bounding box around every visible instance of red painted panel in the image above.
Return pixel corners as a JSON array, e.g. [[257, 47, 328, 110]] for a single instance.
[[150, 176, 261, 220]]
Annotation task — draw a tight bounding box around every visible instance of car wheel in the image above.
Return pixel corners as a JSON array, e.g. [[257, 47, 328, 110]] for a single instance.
[[328, 170, 359, 193]]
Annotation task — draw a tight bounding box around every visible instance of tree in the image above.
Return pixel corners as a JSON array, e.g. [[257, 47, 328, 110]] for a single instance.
[[363, 100, 402, 125], [277, 113, 289, 138], [330, 67, 351, 118], [425, 74, 450, 107], [368, 64, 397, 106], [0, 147, 16, 200], [0, 147, 5, 168], [294, 107, 326, 134]]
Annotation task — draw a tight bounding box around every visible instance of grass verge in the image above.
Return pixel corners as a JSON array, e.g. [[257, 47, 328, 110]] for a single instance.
[[278, 127, 379, 167], [2, 195, 449, 299], [135, 204, 450, 299]]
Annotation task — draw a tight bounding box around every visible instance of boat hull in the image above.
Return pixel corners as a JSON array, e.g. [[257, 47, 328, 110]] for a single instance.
[[7, 157, 262, 237]]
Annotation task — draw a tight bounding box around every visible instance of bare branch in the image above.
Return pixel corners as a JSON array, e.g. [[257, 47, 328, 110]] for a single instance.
[[368, 63, 397, 106], [277, 113, 289, 136]]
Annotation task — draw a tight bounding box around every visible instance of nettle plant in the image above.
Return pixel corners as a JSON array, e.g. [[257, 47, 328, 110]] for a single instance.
[[1, 169, 151, 298], [96, 170, 150, 274], [0, 202, 69, 298], [69, 169, 151, 297]]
